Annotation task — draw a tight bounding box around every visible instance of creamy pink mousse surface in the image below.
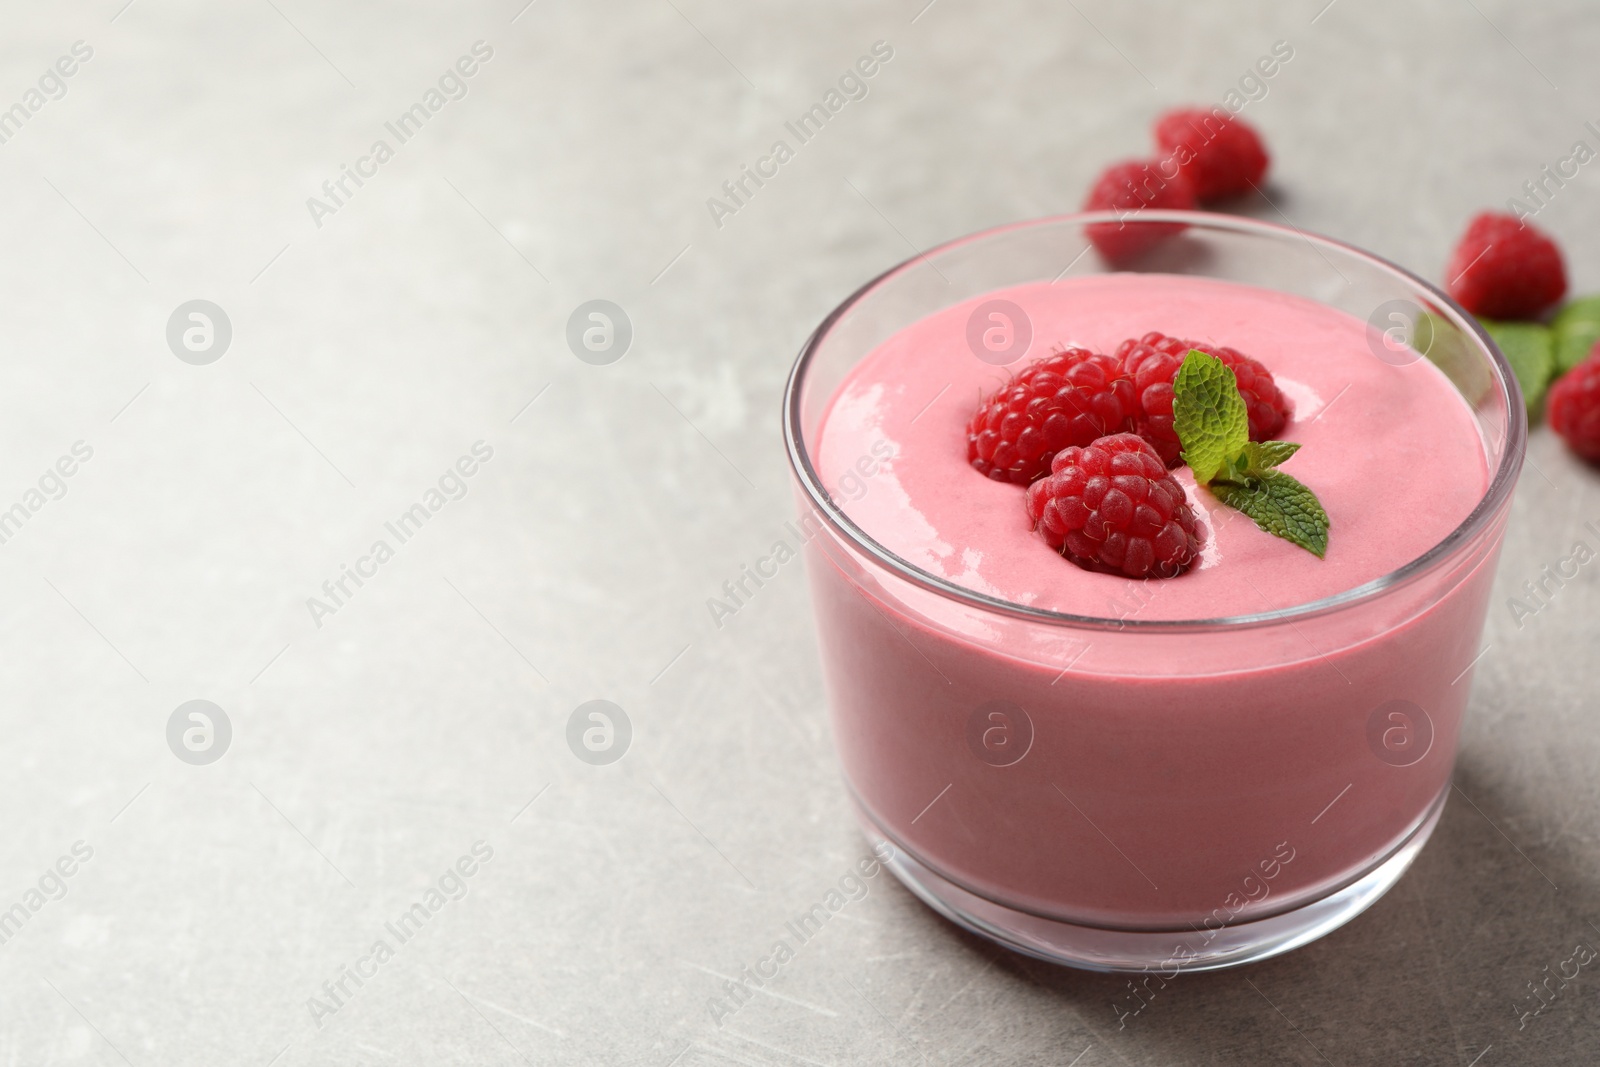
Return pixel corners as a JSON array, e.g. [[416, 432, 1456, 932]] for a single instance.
[[817, 274, 1487, 619], [802, 274, 1504, 929]]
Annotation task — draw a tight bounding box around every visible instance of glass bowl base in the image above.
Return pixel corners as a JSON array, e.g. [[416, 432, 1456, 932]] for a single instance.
[[856, 785, 1448, 974]]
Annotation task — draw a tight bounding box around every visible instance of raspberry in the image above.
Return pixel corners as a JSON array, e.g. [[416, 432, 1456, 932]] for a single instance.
[[1025, 433, 1201, 579], [1153, 107, 1269, 200], [968, 348, 1139, 485], [1082, 159, 1197, 263], [1548, 350, 1600, 463], [1444, 212, 1567, 320], [1115, 332, 1291, 466]]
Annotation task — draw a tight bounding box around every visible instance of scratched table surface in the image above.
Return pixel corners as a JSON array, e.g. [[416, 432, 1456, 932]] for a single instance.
[[0, 1, 1597, 1064]]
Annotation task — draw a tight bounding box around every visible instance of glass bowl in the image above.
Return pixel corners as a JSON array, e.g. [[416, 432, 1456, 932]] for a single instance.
[[781, 211, 1523, 973]]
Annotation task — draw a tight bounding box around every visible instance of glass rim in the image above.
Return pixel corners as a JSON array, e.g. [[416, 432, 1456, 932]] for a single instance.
[[781, 210, 1527, 633]]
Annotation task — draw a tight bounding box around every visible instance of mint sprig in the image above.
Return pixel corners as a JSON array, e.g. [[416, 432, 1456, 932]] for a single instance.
[[1173, 350, 1329, 558]]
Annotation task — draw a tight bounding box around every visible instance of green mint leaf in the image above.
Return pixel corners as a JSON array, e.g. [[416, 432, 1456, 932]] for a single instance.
[[1173, 350, 1249, 484], [1552, 294, 1600, 373], [1479, 318, 1555, 417], [1240, 440, 1300, 474], [1176, 348, 1331, 558], [1213, 470, 1329, 559]]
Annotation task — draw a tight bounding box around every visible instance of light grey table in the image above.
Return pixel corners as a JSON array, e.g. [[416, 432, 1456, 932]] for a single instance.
[[0, 1, 1596, 1063]]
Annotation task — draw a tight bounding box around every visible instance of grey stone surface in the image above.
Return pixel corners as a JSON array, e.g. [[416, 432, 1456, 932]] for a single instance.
[[0, 1, 1595, 1064]]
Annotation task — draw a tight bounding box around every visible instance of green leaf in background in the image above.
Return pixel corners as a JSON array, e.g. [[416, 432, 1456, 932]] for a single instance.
[[1414, 311, 1493, 405], [1213, 470, 1330, 559], [1479, 318, 1555, 417], [1552, 295, 1600, 373], [1172, 350, 1249, 484]]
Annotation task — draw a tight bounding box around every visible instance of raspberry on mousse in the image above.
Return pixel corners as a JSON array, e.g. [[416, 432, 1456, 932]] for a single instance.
[[967, 347, 1140, 486], [1025, 433, 1201, 580], [1116, 332, 1291, 467]]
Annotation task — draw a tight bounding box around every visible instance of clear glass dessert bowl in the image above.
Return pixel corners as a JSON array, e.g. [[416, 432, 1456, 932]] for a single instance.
[[781, 211, 1524, 973]]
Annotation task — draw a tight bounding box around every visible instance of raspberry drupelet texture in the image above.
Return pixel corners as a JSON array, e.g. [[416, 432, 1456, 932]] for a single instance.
[[1548, 349, 1600, 463], [967, 347, 1140, 485], [1444, 212, 1567, 320], [1153, 108, 1270, 200], [1025, 433, 1201, 579], [1115, 332, 1292, 466], [1082, 160, 1197, 263]]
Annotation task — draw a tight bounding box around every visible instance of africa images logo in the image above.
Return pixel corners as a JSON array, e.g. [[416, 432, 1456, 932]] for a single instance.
[[306, 842, 494, 1029], [0, 41, 93, 147], [305, 42, 494, 229]]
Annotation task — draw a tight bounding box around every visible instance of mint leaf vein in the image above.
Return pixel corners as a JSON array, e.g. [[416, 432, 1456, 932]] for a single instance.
[[1213, 471, 1329, 559], [1240, 440, 1300, 473], [1172, 350, 1249, 484]]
